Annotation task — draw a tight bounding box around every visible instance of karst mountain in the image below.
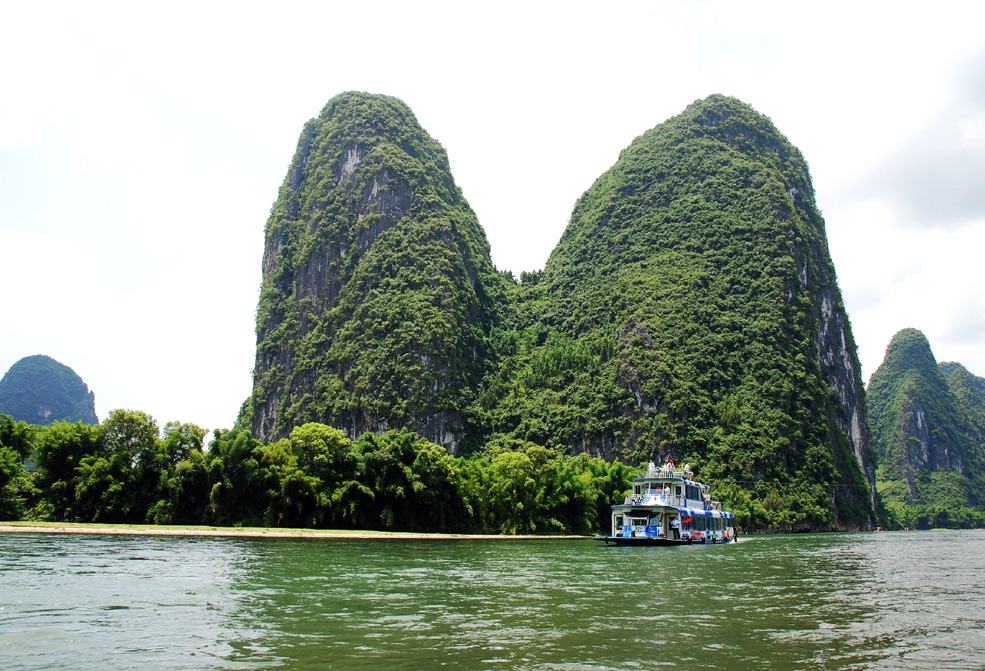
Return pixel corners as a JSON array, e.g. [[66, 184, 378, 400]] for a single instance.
[[246, 92, 876, 529], [867, 328, 985, 523], [0, 355, 98, 426], [247, 93, 504, 452]]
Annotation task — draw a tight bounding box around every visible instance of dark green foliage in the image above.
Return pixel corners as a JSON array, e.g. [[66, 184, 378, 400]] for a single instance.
[[941, 361, 985, 452], [7, 411, 633, 533], [32, 420, 104, 520], [868, 329, 985, 527], [478, 95, 872, 530], [0, 416, 37, 519], [203, 428, 265, 525], [250, 92, 506, 450], [0, 355, 98, 426], [241, 92, 875, 530]]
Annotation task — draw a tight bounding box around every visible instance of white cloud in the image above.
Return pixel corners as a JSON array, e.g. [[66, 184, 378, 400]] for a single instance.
[[828, 199, 985, 381]]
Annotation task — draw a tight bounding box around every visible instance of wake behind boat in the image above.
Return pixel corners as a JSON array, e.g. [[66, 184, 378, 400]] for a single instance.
[[594, 461, 736, 546]]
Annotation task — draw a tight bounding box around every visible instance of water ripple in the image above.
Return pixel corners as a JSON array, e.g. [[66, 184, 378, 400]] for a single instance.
[[2, 531, 985, 669]]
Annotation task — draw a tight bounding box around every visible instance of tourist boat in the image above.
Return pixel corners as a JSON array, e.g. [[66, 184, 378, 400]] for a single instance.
[[594, 462, 737, 546]]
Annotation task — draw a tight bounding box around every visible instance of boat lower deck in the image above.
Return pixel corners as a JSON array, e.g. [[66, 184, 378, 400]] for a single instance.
[[593, 535, 691, 546], [593, 534, 736, 546]]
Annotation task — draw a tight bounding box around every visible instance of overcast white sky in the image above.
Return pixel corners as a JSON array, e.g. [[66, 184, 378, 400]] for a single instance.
[[2, 1, 984, 434]]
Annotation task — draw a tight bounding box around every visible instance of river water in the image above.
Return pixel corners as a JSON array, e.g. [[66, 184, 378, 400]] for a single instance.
[[1, 530, 983, 670]]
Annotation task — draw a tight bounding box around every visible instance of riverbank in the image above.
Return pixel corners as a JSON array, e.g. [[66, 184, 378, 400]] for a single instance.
[[0, 521, 588, 541]]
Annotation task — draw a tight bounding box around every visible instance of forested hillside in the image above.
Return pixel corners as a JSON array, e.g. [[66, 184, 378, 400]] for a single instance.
[[868, 328, 985, 527], [479, 96, 874, 530], [242, 92, 875, 531], [248, 92, 506, 452], [0, 355, 98, 426]]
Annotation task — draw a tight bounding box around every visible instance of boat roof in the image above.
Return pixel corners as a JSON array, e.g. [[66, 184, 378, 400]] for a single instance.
[[633, 476, 709, 490]]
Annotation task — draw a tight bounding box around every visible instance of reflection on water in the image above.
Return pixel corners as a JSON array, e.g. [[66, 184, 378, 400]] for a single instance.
[[1, 531, 984, 670]]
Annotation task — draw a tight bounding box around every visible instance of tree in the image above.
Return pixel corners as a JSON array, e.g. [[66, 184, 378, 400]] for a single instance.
[[102, 409, 160, 466], [357, 430, 421, 530], [162, 422, 206, 467], [204, 429, 264, 525], [0, 415, 36, 460], [33, 421, 103, 520], [0, 414, 37, 520]]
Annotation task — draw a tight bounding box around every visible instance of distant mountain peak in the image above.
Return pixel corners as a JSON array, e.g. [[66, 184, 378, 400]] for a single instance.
[[867, 328, 984, 513], [0, 354, 98, 425]]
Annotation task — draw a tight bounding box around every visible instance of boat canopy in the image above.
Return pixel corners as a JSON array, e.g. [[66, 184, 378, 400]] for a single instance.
[[679, 507, 734, 520]]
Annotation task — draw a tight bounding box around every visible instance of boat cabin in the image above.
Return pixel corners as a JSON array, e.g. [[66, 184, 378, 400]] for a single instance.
[[607, 467, 735, 544]]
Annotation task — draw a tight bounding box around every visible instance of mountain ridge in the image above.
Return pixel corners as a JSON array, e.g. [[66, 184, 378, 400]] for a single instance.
[[868, 328, 985, 525], [245, 92, 876, 529]]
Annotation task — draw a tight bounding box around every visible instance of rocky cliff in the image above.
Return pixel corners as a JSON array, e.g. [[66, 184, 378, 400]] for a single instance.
[[868, 328, 984, 509], [248, 92, 504, 450], [246, 93, 875, 528], [482, 95, 875, 528], [0, 355, 98, 425]]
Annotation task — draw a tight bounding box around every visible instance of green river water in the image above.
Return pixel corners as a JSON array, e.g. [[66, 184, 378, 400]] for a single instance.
[[1, 530, 983, 670]]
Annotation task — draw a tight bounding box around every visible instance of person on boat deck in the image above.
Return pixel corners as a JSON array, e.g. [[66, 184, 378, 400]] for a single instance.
[[647, 460, 657, 477], [670, 516, 681, 539]]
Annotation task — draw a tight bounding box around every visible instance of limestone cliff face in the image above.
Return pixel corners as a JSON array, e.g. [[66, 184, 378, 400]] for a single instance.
[[249, 92, 503, 449], [867, 329, 980, 504], [811, 264, 876, 513]]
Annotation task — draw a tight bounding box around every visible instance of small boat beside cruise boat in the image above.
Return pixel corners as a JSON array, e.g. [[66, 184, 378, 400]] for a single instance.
[[594, 461, 737, 546]]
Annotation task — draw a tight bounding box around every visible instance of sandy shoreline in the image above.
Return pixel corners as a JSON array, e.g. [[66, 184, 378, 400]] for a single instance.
[[0, 523, 588, 541]]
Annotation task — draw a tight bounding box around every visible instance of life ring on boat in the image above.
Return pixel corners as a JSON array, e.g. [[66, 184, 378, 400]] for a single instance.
[[726, 526, 735, 540]]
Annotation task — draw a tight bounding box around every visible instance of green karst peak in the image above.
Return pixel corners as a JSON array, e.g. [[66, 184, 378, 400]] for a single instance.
[[0, 355, 98, 426], [246, 93, 876, 529], [868, 328, 985, 526], [477, 94, 874, 529], [249, 92, 505, 451]]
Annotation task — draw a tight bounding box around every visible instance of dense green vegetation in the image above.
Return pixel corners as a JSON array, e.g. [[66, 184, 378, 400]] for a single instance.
[[250, 92, 506, 448], [474, 96, 873, 530], [868, 329, 985, 528], [0, 412, 636, 534], [245, 93, 876, 531], [2, 95, 890, 533], [0, 355, 98, 426]]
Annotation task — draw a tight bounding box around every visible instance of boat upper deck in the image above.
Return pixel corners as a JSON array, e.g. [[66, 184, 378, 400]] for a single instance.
[[618, 466, 725, 512]]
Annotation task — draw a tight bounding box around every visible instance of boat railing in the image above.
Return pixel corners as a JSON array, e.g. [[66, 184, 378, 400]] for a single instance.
[[644, 466, 694, 479], [622, 493, 687, 507]]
